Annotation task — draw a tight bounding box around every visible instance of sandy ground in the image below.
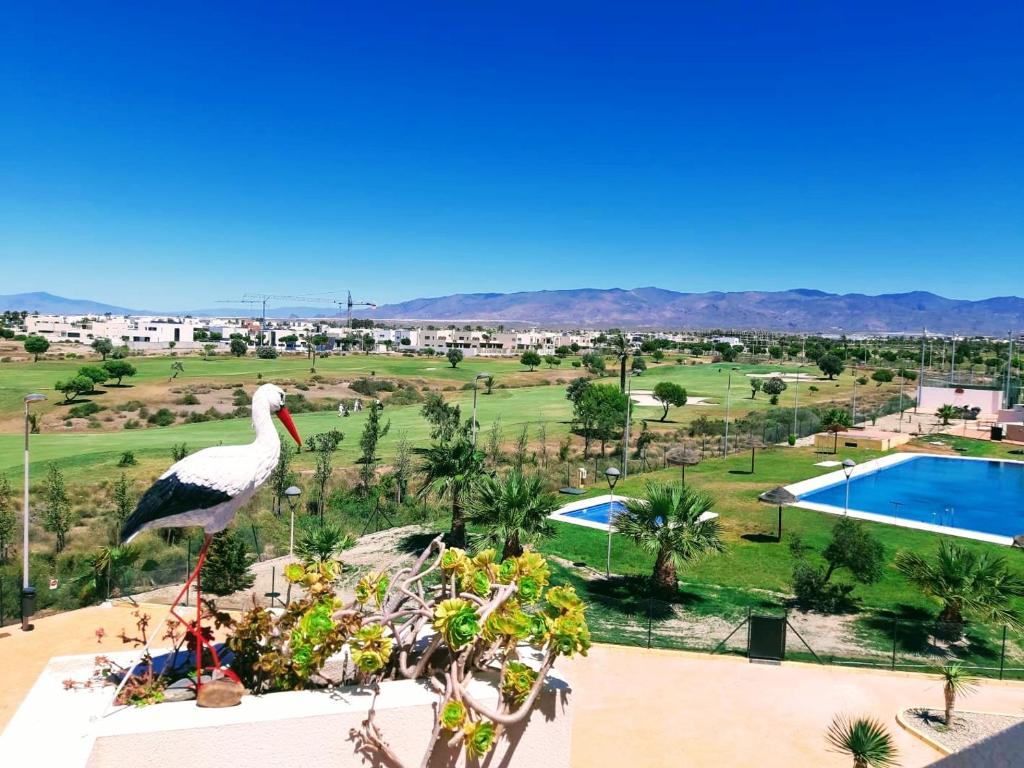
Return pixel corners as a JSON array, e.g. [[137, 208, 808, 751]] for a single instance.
[[631, 391, 709, 407], [560, 645, 1024, 767]]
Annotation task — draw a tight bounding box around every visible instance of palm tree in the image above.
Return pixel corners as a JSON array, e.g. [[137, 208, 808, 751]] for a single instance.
[[826, 715, 899, 768], [606, 332, 629, 392], [936, 404, 958, 426], [613, 482, 723, 594], [936, 662, 977, 726], [894, 540, 1024, 631], [77, 544, 140, 601], [466, 470, 556, 558], [296, 523, 354, 563], [821, 407, 853, 454], [416, 437, 486, 548]]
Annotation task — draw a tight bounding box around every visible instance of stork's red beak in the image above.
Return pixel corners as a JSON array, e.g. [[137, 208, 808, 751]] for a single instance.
[[276, 407, 302, 446]]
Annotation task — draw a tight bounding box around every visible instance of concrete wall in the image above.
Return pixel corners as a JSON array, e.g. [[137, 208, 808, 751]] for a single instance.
[[87, 671, 572, 768], [918, 385, 1002, 415], [932, 720, 1024, 768]]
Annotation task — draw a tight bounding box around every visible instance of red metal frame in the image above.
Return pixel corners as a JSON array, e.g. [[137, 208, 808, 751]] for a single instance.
[[167, 533, 240, 690]]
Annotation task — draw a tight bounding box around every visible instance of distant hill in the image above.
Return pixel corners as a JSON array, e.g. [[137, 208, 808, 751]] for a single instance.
[[4, 289, 1024, 334], [364, 287, 1024, 335]]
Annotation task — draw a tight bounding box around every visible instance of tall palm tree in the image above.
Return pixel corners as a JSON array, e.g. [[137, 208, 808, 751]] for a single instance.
[[613, 482, 723, 594], [416, 437, 486, 548], [894, 540, 1024, 630], [606, 332, 629, 392], [821, 407, 853, 454], [826, 715, 899, 768], [466, 469, 557, 558], [936, 662, 977, 726]]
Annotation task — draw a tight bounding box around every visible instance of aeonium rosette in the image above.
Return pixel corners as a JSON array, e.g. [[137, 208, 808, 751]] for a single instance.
[[501, 660, 538, 705], [482, 599, 532, 642], [439, 699, 467, 731], [534, 584, 590, 657], [349, 623, 393, 674], [354, 571, 391, 608], [433, 598, 481, 649], [439, 547, 469, 578], [462, 718, 496, 758]]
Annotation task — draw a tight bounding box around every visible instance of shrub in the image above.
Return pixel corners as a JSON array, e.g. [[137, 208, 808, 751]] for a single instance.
[[118, 451, 137, 466], [232, 388, 251, 406], [388, 385, 424, 406], [202, 530, 256, 596], [256, 346, 278, 359], [350, 378, 397, 397], [68, 401, 102, 419], [147, 408, 176, 427], [175, 393, 200, 405], [123, 419, 141, 430]]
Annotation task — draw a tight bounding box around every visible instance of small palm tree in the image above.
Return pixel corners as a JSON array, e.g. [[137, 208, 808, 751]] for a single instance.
[[821, 407, 853, 453], [826, 715, 899, 768], [894, 540, 1024, 631], [416, 437, 486, 548], [605, 332, 630, 392], [296, 523, 354, 563], [613, 482, 723, 594], [937, 662, 977, 725], [466, 470, 557, 558], [936, 404, 958, 426], [77, 544, 140, 601]]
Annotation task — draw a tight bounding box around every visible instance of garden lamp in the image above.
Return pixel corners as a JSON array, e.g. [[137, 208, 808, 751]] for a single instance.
[[842, 459, 856, 515], [22, 393, 46, 631], [471, 372, 491, 448], [604, 466, 621, 577], [284, 485, 302, 556]]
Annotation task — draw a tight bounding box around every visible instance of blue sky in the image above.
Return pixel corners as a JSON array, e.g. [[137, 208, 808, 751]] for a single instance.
[[1, 2, 1022, 309]]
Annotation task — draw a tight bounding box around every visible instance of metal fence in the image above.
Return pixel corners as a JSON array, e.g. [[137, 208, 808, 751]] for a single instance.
[[582, 590, 1024, 681]]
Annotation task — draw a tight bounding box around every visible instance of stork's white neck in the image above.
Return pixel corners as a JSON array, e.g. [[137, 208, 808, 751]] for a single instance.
[[251, 399, 280, 447]]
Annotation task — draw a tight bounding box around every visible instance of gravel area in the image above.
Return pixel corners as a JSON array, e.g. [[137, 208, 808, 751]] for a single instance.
[[902, 708, 1023, 753]]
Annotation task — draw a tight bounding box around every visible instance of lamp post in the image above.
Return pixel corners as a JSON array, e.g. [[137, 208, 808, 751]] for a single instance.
[[22, 393, 45, 631], [604, 466, 620, 578], [284, 485, 302, 556], [471, 372, 490, 448], [842, 459, 856, 516], [792, 366, 800, 440], [621, 372, 633, 479]]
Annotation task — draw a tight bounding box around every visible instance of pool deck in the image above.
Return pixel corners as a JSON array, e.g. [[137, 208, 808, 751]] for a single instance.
[[549, 493, 637, 531], [785, 453, 1020, 546]]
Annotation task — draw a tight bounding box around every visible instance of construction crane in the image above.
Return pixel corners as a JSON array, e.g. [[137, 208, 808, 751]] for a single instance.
[[340, 291, 377, 328], [218, 293, 329, 345]]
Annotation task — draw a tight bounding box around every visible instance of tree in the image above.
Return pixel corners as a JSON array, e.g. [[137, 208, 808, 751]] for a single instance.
[[43, 462, 73, 553], [818, 354, 844, 380], [24, 335, 49, 361], [565, 377, 592, 408], [936, 404, 958, 426], [256, 345, 278, 359], [392, 431, 413, 503], [573, 383, 628, 457], [826, 716, 898, 768], [466, 470, 557, 558], [789, 518, 884, 612], [420, 393, 464, 443], [78, 365, 108, 391], [631, 355, 647, 375], [581, 352, 606, 376], [606, 332, 630, 392], [762, 376, 787, 405], [520, 350, 542, 371], [483, 374, 495, 394], [652, 381, 687, 421], [111, 473, 135, 544], [821, 407, 853, 453], [614, 482, 723, 594], [750, 378, 763, 399], [55, 374, 94, 402], [446, 348, 464, 368], [202, 530, 256, 596], [358, 401, 391, 494], [768, 345, 784, 360], [0, 474, 15, 562], [937, 662, 976, 726], [416, 437, 485, 548], [871, 368, 893, 384], [894, 540, 1024, 630], [102, 359, 137, 385], [230, 338, 248, 357], [309, 430, 344, 520], [555, 345, 572, 357], [78, 544, 140, 602], [91, 338, 113, 360], [296, 523, 354, 563], [203, 343, 217, 359], [269, 442, 296, 516]]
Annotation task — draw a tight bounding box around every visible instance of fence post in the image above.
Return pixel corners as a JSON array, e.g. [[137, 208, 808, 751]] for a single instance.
[[251, 524, 261, 561], [891, 618, 898, 671], [647, 596, 653, 648], [0, 578, 5, 627], [999, 625, 1007, 680]]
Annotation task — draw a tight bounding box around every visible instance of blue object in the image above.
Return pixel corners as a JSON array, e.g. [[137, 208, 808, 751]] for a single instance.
[[560, 500, 630, 525], [799, 456, 1024, 539]]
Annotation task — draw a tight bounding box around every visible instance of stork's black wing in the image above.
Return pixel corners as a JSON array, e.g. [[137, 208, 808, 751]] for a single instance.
[[121, 473, 234, 541]]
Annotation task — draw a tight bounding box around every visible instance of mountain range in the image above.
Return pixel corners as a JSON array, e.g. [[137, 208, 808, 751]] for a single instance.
[[2, 289, 1023, 335]]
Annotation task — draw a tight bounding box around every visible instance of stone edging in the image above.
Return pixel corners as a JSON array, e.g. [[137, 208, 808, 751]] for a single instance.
[[895, 706, 1024, 756]]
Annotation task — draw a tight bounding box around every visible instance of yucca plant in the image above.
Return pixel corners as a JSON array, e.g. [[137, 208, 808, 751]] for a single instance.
[[826, 715, 899, 768], [296, 523, 354, 563], [937, 662, 977, 725]]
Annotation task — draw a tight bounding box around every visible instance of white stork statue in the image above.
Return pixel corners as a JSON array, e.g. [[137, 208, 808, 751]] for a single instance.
[[119, 383, 302, 691]]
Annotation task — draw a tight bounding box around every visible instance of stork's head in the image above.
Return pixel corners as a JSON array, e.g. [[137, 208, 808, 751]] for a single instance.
[[254, 383, 302, 446]]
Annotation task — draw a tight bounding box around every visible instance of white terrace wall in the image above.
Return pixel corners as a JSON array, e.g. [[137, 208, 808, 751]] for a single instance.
[[87, 672, 572, 768], [917, 385, 1003, 415]]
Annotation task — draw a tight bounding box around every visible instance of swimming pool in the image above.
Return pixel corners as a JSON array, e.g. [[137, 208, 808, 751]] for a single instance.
[[550, 495, 719, 531], [789, 454, 1024, 545]]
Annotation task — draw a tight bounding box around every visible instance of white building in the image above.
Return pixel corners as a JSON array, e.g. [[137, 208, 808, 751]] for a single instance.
[[25, 314, 204, 351]]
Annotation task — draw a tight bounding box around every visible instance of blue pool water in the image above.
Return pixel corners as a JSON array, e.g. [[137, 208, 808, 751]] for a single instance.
[[799, 456, 1024, 539], [559, 500, 629, 525]]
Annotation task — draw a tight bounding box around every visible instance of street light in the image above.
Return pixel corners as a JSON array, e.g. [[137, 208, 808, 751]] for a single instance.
[[471, 372, 491, 448], [842, 459, 856, 516], [723, 367, 739, 457], [604, 466, 620, 578], [284, 485, 302, 556], [22, 393, 45, 631]]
